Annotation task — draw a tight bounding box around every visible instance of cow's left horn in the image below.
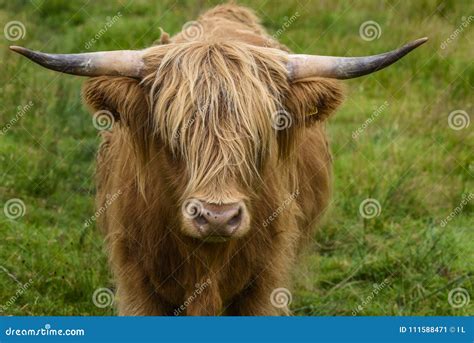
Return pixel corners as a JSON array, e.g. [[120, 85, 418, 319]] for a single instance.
[[287, 37, 428, 80], [9, 46, 145, 78]]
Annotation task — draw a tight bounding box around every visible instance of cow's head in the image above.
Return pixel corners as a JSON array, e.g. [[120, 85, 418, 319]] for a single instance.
[[10, 37, 426, 242]]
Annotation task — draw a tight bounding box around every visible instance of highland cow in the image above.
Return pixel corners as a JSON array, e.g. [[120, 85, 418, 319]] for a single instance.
[[11, 4, 426, 315]]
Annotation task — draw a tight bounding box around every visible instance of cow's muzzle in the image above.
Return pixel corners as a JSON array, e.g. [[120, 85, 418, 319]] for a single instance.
[[182, 199, 248, 242]]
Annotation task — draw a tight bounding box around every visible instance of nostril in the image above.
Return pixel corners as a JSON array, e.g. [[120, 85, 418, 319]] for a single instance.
[[227, 208, 242, 227], [194, 214, 208, 226]]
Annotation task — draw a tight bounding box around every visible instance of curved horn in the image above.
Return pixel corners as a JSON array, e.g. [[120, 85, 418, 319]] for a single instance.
[[287, 37, 428, 80], [9, 46, 145, 78]]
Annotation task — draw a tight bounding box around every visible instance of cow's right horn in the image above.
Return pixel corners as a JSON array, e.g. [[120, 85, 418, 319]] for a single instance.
[[9, 46, 145, 78]]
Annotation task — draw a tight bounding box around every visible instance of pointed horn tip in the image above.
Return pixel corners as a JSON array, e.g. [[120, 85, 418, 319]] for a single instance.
[[411, 37, 428, 47], [9, 45, 29, 55]]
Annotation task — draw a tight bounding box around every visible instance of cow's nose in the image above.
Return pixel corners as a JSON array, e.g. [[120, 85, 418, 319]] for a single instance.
[[189, 201, 244, 239]]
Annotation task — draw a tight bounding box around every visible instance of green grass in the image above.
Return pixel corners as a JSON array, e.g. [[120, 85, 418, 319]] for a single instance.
[[0, 0, 472, 316]]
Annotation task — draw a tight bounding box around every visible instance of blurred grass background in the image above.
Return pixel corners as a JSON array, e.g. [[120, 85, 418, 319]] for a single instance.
[[0, 0, 472, 315]]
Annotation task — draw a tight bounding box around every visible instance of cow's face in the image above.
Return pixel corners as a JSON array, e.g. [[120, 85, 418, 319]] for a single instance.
[[143, 42, 343, 241], [147, 42, 287, 241], [82, 42, 343, 242]]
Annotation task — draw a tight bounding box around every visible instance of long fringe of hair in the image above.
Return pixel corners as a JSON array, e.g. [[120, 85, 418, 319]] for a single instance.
[[142, 41, 295, 201]]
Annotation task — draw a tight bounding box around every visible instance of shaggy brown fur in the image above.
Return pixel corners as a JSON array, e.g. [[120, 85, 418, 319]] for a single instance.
[[83, 4, 343, 315]]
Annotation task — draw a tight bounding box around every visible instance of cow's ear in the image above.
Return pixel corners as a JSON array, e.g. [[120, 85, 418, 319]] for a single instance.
[[285, 78, 344, 124], [82, 77, 153, 164], [82, 76, 149, 125]]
